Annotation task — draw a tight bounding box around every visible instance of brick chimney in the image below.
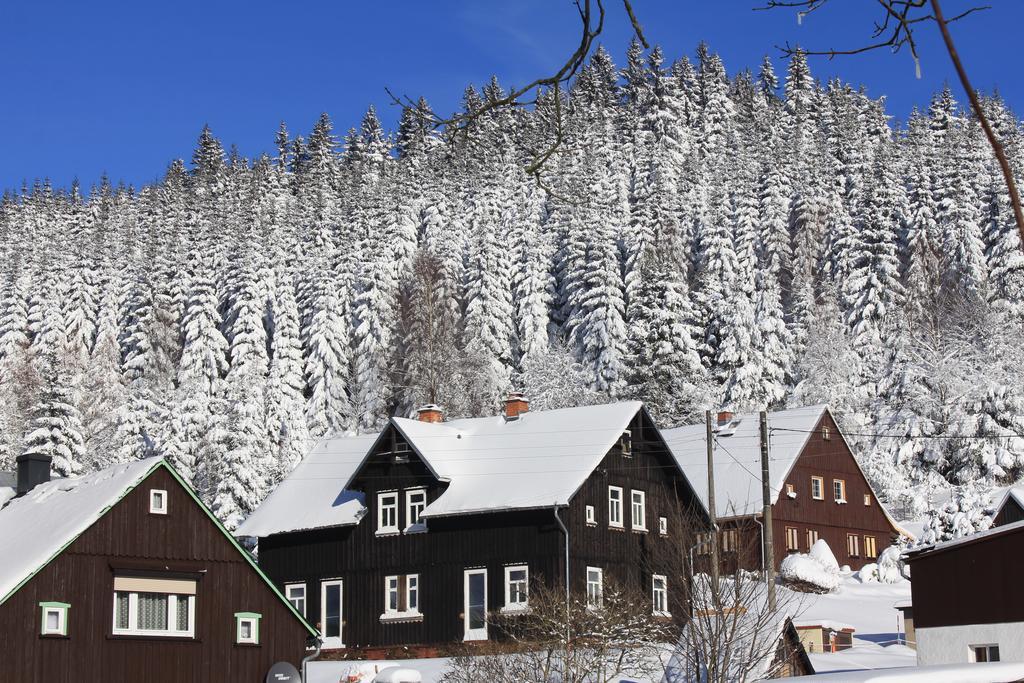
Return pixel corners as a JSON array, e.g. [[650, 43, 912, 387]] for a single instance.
[[416, 404, 444, 423], [504, 392, 529, 420], [717, 410, 735, 426], [16, 452, 51, 496]]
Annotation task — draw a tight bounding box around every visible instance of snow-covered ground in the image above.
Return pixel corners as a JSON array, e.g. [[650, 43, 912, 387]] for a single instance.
[[307, 574, 914, 682]]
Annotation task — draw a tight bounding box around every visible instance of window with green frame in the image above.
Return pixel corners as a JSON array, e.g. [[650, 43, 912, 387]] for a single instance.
[[40, 602, 70, 636], [235, 612, 261, 645]]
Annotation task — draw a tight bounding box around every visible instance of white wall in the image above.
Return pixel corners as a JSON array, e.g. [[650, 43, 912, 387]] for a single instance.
[[917, 622, 1024, 665]]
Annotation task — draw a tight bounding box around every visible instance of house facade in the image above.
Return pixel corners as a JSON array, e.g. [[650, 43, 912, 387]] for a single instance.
[[237, 398, 705, 649], [992, 486, 1024, 527], [663, 405, 905, 572], [904, 520, 1024, 666], [0, 455, 315, 682]]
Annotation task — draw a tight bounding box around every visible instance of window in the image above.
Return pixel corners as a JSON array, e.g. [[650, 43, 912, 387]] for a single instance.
[[405, 488, 427, 530], [652, 575, 669, 617], [235, 612, 261, 645], [972, 644, 1001, 662], [112, 576, 196, 638], [785, 527, 799, 551], [504, 565, 529, 611], [811, 477, 824, 500], [822, 426, 831, 441], [620, 430, 632, 457], [377, 492, 399, 533], [631, 490, 647, 531], [806, 529, 819, 549], [383, 574, 420, 617], [847, 534, 860, 558], [659, 516, 668, 536], [586, 567, 603, 608], [608, 486, 623, 528], [721, 529, 738, 553], [149, 489, 167, 514], [785, 483, 796, 498], [864, 493, 872, 506], [285, 583, 306, 616], [696, 532, 711, 555], [864, 536, 877, 558], [833, 480, 847, 503], [39, 602, 69, 636], [585, 505, 596, 525]]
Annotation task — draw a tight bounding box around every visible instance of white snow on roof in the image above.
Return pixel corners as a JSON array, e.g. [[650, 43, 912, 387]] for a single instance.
[[793, 619, 855, 632], [907, 517, 1024, 558], [771, 661, 1024, 682], [393, 401, 643, 517], [993, 483, 1024, 516], [0, 457, 160, 603], [0, 471, 14, 508], [235, 433, 379, 538], [662, 405, 826, 519]]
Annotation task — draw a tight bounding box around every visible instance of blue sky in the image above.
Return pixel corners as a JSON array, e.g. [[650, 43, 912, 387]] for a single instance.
[[1, 1, 1018, 192]]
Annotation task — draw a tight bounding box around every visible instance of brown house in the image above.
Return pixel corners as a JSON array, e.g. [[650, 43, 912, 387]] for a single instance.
[[663, 405, 906, 571], [992, 486, 1024, 527], [0, 455, 316, 682]]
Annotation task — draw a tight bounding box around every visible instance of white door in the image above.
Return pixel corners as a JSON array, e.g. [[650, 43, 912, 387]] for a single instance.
[[320, 579, 344, 648], [464, 568, 488, 641]]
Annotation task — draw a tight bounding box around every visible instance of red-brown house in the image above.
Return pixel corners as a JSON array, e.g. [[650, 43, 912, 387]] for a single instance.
[[663, 405, 907, 571], [0, 455, 317, 682]]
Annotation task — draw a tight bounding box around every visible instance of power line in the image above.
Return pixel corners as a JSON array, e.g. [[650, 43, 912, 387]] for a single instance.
[[770, 426, 1024, 441]]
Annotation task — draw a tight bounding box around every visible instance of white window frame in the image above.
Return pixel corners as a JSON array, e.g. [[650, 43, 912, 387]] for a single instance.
[[864, 493, 872, 506], [149, 489, 168, 515], [503, 565, 529, 612], [377, 491, 399, 534], [320, 579, 344, 648], [811, 476, 824, 500], [822, 425, 831, 441], [631, 490, 647, 531], [463, 568, 488, 641], [833, 479, 847, 504], [585, 505, 596, 525], [285, 583, 306, 616], [658, 516, 668, 536], [112, 591, 195, 638], [785, 526, 799, 551], [405, 488, 427, 531], [235, 612, 261, 644], [40, 602, 69, 636], [608, 486, 624, 528], [586, 566, 603, 609], [382, 574, 421, 619], [385, 575, 401, 615], [652, 575, 669, 617]]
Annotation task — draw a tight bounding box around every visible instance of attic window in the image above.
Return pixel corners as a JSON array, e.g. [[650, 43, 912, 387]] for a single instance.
[[822, 426, 831, 441], [620, 430, 632, 457], [864, 494, 872, 507], [39, 602, 69, 637], [234, 612, 261, 645], [585, 505, 596, 525], [149, 490, 168, 515], [392, 442, 410, 463], [786, 483, 796, 499]]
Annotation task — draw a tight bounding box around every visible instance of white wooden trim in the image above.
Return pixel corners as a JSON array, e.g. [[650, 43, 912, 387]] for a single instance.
[[463, 568, 488, 641]]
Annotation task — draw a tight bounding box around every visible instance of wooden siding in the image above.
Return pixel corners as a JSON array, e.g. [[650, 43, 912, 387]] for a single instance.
[[909, 526, 1024, 629], [994, 496, 1024, 527], [257, 408, 705, 647], [771, 412, 899, 571], [0, 466, 310, 683]]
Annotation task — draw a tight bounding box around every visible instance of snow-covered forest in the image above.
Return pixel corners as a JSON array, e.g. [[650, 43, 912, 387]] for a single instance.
[[1, 42, 1022, 529]]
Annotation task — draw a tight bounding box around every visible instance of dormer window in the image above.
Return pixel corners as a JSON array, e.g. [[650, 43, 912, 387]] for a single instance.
[[392, 442, 410, 463], [405, 488, 427, 531], [619, 430, 632, 457], [149, 490, 168, 515], [377, 492, 399, 534]]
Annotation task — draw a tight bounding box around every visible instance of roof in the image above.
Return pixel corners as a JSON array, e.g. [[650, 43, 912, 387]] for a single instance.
[[904, 518, 1024, 561], [770, 661, 1024, 682], [391, 401, 644, 517], [993, 484, 1024, 516], [239, 401, 655, 536], [0, 458, 161, 603], [0, 471, 14, 508], [235, 432, 379, 537], [793, 619, 855, 632], [662, 404, 827, 519]]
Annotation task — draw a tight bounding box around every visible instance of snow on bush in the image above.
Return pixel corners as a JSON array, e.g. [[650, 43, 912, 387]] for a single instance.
[[920, 484, 995, 545], [857, 545, 905, 583], [780, 539, 840, 593]]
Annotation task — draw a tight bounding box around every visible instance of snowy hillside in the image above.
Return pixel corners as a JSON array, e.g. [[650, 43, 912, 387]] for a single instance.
[[0, 41, 1022, 528]]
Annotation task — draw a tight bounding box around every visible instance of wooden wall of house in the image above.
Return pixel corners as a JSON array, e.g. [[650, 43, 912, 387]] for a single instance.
[[771, 411, 900, 570], [994, 497, 1024, 527], [0, 466, 310, 683], [909, 528, 1024, 629], [257, 408, 706, 648]]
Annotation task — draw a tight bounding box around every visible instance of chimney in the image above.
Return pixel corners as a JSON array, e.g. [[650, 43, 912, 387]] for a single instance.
[[16, 452, 52, 496], [504, 392, 530, 420], [416, 404, 444, 424], [717, 410, 735, 426]]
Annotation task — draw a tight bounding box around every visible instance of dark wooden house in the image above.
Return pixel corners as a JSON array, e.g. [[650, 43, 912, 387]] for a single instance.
[[0, 455, 316, 682], [992, 486, 1024, 527], [904, 520, 1024, 666], [663, 405, 907, 572], [237, 398, 706, 649]]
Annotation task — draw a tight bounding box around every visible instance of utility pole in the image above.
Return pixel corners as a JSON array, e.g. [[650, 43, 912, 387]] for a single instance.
[[705, 411, 720, 587], [760, 410, 777, 611]]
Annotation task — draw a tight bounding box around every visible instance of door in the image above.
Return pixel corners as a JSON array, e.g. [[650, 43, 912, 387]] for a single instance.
[[463, 569, 487, 641], [320, 579, 343, 648]]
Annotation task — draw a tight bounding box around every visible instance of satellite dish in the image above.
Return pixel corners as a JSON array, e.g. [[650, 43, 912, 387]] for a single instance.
[[266, 662, 301, 683]]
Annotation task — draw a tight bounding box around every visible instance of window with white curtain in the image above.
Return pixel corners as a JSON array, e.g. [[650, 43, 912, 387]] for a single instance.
[[112, 576, 195, 638]]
